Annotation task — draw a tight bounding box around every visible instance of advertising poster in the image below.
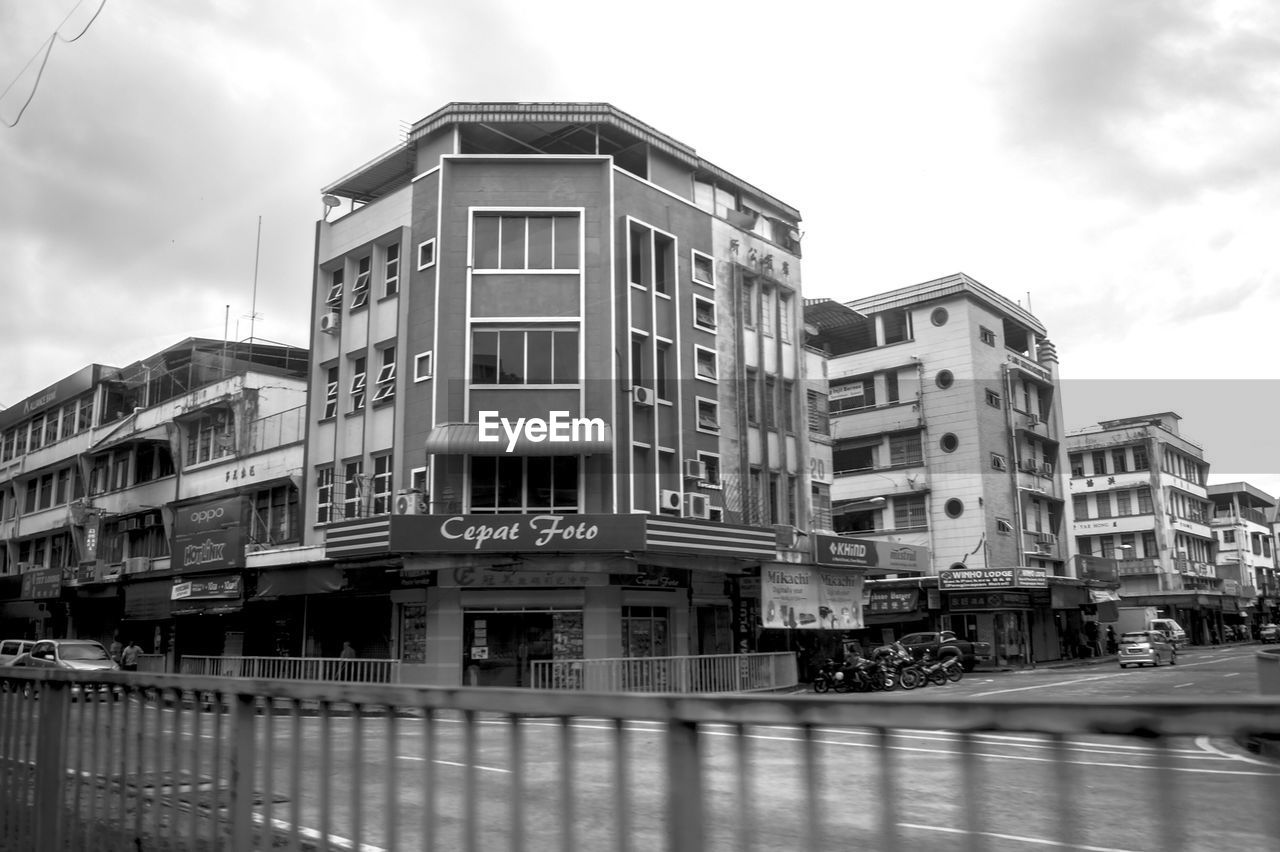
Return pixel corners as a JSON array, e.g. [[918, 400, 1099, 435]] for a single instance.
[[761, 566, 864, 630]]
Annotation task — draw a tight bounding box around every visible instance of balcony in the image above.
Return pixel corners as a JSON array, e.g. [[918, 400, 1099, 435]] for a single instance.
[[247, 405, 306, 454]]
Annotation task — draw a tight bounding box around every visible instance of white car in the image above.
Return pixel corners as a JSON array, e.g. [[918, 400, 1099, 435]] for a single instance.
[[1118, 631, 1177, 668], [1260, 624, 1279, 644], [0, 639, 36, 667]]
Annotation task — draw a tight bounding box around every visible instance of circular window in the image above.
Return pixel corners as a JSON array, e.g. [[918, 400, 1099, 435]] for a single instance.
[[931, 307, 949, 326], [940, 433, 959, 453], [944, 498, 965, 518], [935, 370, 954, 389]]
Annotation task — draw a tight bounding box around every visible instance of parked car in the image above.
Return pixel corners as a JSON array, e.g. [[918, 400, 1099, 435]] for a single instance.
[[0, 639, 36, 667], [1117, 631, 1177, 668], [1260, 624, 1279, 644], [6, 639, 121, 699]]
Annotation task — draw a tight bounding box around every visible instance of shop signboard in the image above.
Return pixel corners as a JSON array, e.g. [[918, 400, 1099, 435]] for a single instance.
[[0, 365, 96, 431], [443, 566, 605, 588], [389, 513, 646, 554], [609, 566, 688, 588], [731, 577, 761, 653], [761, 566, 864, 630], [20, 567, 62, 600], [811, 533, 928, 573], [867, 588, 919, 615], [938, 567, 1048, 590], [948, 591, 1034, 611], [171, 573, 242, 601], [173, 496, 247, 572]]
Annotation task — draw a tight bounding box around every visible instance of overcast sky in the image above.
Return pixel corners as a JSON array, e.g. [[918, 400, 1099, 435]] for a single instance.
[[3, 0, 1278, 498]]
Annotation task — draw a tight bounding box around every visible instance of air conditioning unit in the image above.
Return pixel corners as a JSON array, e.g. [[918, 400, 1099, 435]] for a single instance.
[[1040, 462, 1055, 476], [685, 493, 711, 519], [124, 556, 151, 574], [1037, 532, 1057, 545], [320, 312, 341, 335], [683, 459, 707, 481], [123, 518, 140, 531], [1026, 413, 1041, 426], [1035, 542, 1052, 555], [659, 489, 683, 511], [632, 386, 656, 407], [1021, 459, 1040, 473], [143, 514, 161, 528], [15, 562, 34, 573], [394, 491, 422, 515]]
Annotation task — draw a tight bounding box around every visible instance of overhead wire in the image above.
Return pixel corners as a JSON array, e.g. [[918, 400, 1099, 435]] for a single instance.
[[1, 0, 109, 128]]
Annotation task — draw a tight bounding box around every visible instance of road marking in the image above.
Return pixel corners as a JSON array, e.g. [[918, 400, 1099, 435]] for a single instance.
[[898, 822, 1143, 851], [252, 814, 385, 852], [397, 756, 510, 773], [972, 673, 1123, 696], [1224, 672, 1240, 677], [1172, 682, 1194, 688], [1195, 736, 1280, 767]]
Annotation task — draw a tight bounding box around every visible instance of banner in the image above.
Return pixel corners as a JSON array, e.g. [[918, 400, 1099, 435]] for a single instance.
[[761, 566, 864, 630]]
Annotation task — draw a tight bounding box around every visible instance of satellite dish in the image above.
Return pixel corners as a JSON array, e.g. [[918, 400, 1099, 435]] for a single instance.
[[322, 194, 341, 210]]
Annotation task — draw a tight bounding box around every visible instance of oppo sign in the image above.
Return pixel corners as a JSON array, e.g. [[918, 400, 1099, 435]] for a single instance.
[[174, 497, 243, 536]]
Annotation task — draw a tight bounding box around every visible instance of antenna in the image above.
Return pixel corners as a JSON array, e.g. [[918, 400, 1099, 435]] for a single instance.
[[245, 216, 263, 362]]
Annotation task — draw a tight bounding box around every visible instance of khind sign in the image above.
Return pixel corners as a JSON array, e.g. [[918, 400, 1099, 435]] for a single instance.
[[938, 567, 1048, 590], [761, 566, 864, 631], [389, 514, 646, 553], [811, 533, 928, 573]]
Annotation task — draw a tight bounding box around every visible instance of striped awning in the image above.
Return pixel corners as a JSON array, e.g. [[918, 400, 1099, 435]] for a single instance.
[[424, 422, 613, 456], [645, 517, 777, 560]]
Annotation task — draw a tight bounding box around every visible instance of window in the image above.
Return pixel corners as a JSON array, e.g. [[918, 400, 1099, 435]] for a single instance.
[[44, 412, 59, 446], [1133, 445, 1149, 471], [693, 295, 717, 331], [1222, 530, 1236, 544], [325, 267, 344, 306], [1111, 448, 1128, 473], [698, 452, 721, 487], [343, 460, 364, 519], [889, 432, 922, 466], [470, 456, 579, 513], [655, 343, 671, 401], [29, 415, 44, 451], [414, 351, 433, 382], [54, 469, 69, 505], [653, 233, 674, 296], [694, 346, 717, 383], [185, 410, 235, 467], [779, 293, 793, 342], [760, 287, 774, 337], [350, 357, 367, 411], [1072, 495, 1088, 520], [985, 389, 1001, 408], [935, 370, 954, 389], [745, 369, 758, 425], [416, 239, 435, 270], [384, 243, 401, 295], [782, 381, 795, 433], [77, 398, 94, 432], [882, 308, 911, 344], [349, 256, 371, 309], [944, 498, 964, 518], [38, 473, 53, 510], [931, 307, 949, 326], [1091, 451, 1107, 476], [997, 518, 1014, 534], [1137, 486, 1153, 514], [322, 366, 339, 419], [1069, 453, 1084, 477], [371, 455, 393, 515], [742, 278, 755, 328], [691, 250, 714, 286], [895, 495, 927, 529], [1116, 490, 1132, 516], [991, 453, 1008, 471], [472, 329, 578, 385], [1100, 537, 1115, 558], [979, 326, 996, 346], [631, 336, 645, 388], [250, 485, 299, 547], [315, 466, 334, 524], [59, 403, 76, 440], [696, 399, 719, 432], [764, 376, 777, 429], [940, 433, 959, 453], [1141, 531, 1157, 557], [807, 390, 829, 435], [473, 213, 579, 270], [768, 473, 779, 524], [1096, 494, 1112, 518], [829, 376, 875, 414], [373, 348, 396, 402], [833, 440, 876, 474]]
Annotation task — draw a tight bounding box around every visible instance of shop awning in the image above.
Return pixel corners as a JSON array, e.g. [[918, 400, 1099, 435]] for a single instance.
[[423, 422, 613, 456], [252, 566, 347, 599], [171, 599, 244, 616]]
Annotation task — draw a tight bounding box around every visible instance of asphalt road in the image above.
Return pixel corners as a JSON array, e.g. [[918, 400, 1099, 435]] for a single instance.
[[26, 645, 1280, 852]]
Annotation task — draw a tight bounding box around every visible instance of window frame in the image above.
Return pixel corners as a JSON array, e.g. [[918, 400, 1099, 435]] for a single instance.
[[691, 249, 714, 288], [414, 351, 434, 383], [417, 238, 436, 271], [383, 242, 401, 296], [695, 397, 720, 434], [472, 211, 581, 272], [470, 327, 580, 387], [372, 348, 396, 403], [693, 344, 718, 384], [350, 357, 367, 412], [692, 293, 717, 332]]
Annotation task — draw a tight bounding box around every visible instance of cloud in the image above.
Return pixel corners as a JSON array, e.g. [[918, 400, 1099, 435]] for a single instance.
[[992, 0, 1280, 205]]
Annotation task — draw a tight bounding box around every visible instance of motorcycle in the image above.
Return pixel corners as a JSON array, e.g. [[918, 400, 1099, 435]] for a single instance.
[[920, 651, 951, 687], [875, 642, 924, 690], [811, 658, 839, 693], [939, 655, 965, 683]]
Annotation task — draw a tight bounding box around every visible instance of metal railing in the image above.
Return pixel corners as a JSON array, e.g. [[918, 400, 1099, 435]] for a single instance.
[[246, 404, 306, 454], [2, 668, 1279, 852], [178, 655, 401, 683], [528, 651, 796, 692]]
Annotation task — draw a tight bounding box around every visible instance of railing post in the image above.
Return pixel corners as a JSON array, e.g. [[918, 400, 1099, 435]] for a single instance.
[[229, 691, 258, 850], [33, 679, 71, 852], [666, 718, 704, 852]]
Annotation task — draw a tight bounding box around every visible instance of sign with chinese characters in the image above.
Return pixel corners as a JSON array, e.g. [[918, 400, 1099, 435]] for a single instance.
[[867, 588, 920, 614], [811, 534, 928, 572], [938, 567, 1048, 590], [947, 591, 1034, 611], [761, 566, 864, 630], [172, 573, 242, 601], [442, 566, 606, 588], [20, 567, 63, 600]]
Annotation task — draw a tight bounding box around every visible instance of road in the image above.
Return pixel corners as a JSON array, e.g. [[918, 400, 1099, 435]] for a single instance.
[[32, 645, 1280, 851]]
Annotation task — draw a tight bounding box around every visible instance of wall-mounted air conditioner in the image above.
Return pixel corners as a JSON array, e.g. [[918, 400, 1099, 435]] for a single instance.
[[394, 490, 422, 515], [1021, 459, 1040, 473], [1040, 462, 1055, 476], [632, 386, 656, 407], [1035, 542, 1052, 555], [320, 312, 341, 335], [1026, 413, 1041, 426], [683, 459, 707, 481], [124, 557, 151, 574], [685, 493, 711, 519], [659, 489, 683, 511], [1036, 532, 1057, 545]]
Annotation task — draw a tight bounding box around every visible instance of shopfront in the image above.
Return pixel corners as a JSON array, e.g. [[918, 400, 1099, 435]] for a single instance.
[[938, 567, 1049, 669]]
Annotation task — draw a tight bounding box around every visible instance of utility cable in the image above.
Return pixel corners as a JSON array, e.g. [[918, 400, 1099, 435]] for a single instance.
[[1, 0, 109, 128]]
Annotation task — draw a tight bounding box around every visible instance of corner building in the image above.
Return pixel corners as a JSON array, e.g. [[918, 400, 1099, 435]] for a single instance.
[[307, 103, 828, 686]]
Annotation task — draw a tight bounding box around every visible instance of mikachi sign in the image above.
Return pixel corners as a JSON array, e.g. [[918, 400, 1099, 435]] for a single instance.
[[761, 565, 865, 631], [389, 513, 647, 553]]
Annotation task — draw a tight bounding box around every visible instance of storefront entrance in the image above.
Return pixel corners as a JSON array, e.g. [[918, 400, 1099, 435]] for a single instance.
[[463, 609, 583, 687]]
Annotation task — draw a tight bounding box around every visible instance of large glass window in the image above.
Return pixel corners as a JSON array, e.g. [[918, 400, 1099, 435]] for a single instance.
[[372, 454, 393, 515], [343, 461, 364, 520], [472, 329, 578, 385], [315, 466, 334, 525], [185, 410, 235, 467], [469, 456, 579, 513], [251, 485, 299, 547], [623, 606, 669, 658], [473, 213, 579, 270]]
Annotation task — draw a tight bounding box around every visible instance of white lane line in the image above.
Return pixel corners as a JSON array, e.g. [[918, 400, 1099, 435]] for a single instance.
[[1194, 735, 1280, 768], [252, 813, 385, 852], [972, 673, 1124, 696], [898, 822, 1143, 852], [1224, 672, 1241, 677], [397, 756, 511, 773]]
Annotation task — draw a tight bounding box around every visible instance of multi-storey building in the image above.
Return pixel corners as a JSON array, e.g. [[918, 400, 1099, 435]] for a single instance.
[[0, 339, 309, 662], [1066, 412, 1225, 645], [1208, 482, 1276, 633], [805, 273, 1087, 667], [306, 102, 836, 686]]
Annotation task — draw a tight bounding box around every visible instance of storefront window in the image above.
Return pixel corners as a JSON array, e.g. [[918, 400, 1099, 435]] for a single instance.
[[462, 610, 583, 687], [622, 606, 669, 658]]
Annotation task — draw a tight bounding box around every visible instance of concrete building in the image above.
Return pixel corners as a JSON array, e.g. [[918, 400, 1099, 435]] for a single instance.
[[805, 273, 1087, 667], [1208, 482, 1276, 632], [0, 339, 309, 663], [305, 102, 835, 686], [1065, 412, 1226, 645]]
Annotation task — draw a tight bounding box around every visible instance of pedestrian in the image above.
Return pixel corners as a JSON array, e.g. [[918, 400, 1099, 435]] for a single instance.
[[339, 640, 357, 681], [120, 639, 141, 672], [108, 633, 123, 666], [1083, 620, 1101, 657], [1105, 626, 1118, 655]]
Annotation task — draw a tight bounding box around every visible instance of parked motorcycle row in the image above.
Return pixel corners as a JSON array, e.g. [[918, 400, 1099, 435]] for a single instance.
[[811, 642, 964, 693]]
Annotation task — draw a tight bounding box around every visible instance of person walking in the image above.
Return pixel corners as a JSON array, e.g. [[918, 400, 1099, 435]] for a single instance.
[[339, 640, 357, 681], [108, 634, 123, 666], [120, 639, 142, 672]]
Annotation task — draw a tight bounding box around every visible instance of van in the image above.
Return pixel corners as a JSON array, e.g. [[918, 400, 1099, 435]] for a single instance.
[[1149, 618, 1187, 649], [0, 639, 36, 666]]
